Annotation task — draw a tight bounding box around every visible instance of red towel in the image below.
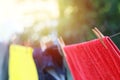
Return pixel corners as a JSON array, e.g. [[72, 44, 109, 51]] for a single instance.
[[64, 36, 120, 80]]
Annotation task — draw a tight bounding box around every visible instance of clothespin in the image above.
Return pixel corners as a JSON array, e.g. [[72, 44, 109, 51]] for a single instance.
[[40, 40, 46, 51], [57, 37, 66, 57], [59, 37, 65, 47], [92, 27, 108, 49]]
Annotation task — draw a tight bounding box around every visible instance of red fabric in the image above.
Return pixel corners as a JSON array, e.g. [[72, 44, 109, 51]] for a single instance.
[[64, 36, 120, 80]]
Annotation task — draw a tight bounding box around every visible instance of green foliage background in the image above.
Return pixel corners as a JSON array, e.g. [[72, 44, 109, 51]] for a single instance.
[[21, 0, 120, 48]]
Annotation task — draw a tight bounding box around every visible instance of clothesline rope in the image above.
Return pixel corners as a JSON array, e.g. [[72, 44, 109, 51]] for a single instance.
[[110, 32, 120, 38]]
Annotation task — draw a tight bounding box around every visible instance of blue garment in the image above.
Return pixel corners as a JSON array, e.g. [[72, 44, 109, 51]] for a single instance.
[[33, 46, 67, 80], [33, 48, 54, 69], [45, 45, 64, 74], [33, 48, 55, 80], [0, 42, 9, 80]]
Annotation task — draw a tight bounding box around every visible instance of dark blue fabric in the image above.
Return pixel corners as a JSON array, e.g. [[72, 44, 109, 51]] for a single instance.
[[45, 45, 66, 79], [43, 70, 56, 80], [33, 48, 54, 69], [0, 42, 9, 80], [45, 46, 63, 73], [33, 48, 55, 80], [33, 45, 67, 80]]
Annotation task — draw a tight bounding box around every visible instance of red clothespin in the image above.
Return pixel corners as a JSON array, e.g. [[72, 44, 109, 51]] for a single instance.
[[92, 27, 108, 49]]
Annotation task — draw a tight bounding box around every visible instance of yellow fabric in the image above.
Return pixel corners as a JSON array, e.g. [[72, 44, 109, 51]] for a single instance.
[[9, 45, 38, 80]]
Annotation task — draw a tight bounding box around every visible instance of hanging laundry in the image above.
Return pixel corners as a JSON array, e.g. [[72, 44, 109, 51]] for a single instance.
[[64, 36, 120, 80], [9, 45, 38, 80], [45, 45, 66, 80], [107, 37, 120, 55], [33, 45, 67, 80], [33, 47, 55, 80], [0, 42, 9, 80], [45, 45, 63, 70]]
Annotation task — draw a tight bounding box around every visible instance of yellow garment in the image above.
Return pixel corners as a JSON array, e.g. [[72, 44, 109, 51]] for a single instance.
[[9, 45, 38, 80]]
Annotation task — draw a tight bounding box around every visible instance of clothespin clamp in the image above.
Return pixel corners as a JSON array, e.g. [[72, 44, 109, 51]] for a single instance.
[[40, 40, 46, 51], [57, 37, 66, 57], [92, 27, 108, 49]]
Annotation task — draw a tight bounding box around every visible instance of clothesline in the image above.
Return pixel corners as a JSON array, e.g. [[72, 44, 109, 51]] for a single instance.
[[110, 32, 120, 38], [0, 33, 120, 80]]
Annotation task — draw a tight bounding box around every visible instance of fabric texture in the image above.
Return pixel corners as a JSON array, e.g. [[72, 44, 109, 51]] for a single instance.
[[0, 42, 9, 80], [33, 45, 66, 80], [45, 45, 66, 80], [33, 48, 55, 80], [9, 45, 38, 80], [64, 36, 120, 80], [45, 45, 64, 73]]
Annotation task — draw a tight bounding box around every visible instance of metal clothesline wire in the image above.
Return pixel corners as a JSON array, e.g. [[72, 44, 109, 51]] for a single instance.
[[110, 32, 120, 38]]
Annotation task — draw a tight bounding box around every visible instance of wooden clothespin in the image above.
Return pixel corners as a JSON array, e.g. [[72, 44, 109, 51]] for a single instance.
[[40, 40, 46, 51], [57, 36, 66, 57], [92, 27, 108, 49], [59, 37, 65, 47]]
